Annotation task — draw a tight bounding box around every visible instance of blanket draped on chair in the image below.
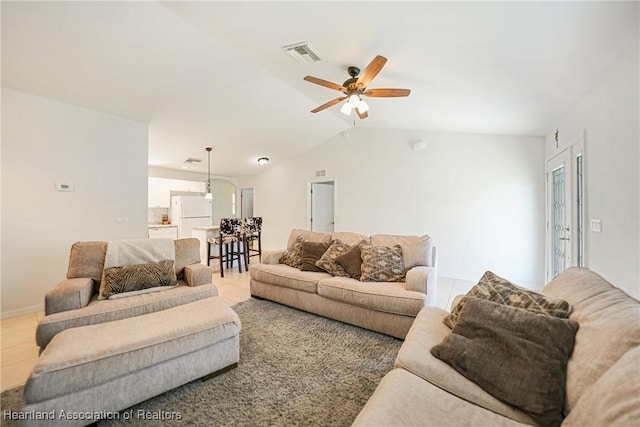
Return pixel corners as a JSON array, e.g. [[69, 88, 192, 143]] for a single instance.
[[98, 238, 176, 299]]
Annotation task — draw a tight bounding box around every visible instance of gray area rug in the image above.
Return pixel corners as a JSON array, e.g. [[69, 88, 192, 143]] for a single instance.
[[1, 298, 401, 426]]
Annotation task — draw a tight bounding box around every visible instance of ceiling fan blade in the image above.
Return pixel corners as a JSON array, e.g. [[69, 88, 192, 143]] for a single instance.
[[364, 88, 411, 97], [356, 55, 387, 88], [355, 107, 369, 120], [304, 76, 346, 92], [311, 96, 347, 113]]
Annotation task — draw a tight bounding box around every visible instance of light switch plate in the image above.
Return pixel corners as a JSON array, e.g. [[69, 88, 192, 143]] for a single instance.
[[590, 218, 602, 232]]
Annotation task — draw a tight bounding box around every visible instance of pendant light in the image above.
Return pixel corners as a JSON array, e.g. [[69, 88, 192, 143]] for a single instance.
[[205, 147, 213, 200]]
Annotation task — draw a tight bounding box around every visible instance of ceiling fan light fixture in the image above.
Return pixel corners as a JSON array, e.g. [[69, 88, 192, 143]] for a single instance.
[[357, 99, 369, 113], [340, 102, 353, 115], [304, 55, 410, 120], [347, 94, 360, 106]]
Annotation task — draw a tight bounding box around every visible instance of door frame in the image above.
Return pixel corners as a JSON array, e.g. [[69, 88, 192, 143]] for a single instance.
[[306, 179, 336, 231], [545, 131, 586, 281], [240, 187, 254, 218]]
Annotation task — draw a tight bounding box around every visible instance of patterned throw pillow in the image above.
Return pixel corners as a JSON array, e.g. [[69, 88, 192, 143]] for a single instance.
[[359, 244, 406, 282], [279, 235, 305, 268], [101, 259, 177, 299], [443, 271, 572, 329], [315, 240, 351, 277], [300, 241, 331, 272], [335, 240, 366, 279]]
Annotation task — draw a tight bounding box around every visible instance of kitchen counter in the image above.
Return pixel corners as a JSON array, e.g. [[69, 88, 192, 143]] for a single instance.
[[191, 227, 220, 267], [192, 226, 220, 231], [148, 224, 178, 239]]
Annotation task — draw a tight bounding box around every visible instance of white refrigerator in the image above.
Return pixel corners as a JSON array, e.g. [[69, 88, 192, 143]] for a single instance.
[[170, 195, 213, 239]]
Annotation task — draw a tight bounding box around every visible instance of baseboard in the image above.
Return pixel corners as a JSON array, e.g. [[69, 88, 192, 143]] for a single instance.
[[438, 272, 478, 283], [439, 272, 540, 291], [1, 303, 44, 319]]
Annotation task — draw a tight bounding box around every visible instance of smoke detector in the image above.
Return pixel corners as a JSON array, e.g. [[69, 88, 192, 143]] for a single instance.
[[183, 157, 202, 164], [283, 42, 323, 64]]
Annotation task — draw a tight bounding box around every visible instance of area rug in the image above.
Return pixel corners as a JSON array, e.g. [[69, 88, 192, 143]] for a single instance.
[[1, 298, 402, 426]]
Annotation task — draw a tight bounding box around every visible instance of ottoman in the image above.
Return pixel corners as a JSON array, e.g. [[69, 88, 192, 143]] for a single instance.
[[23, 297, 240, 426]]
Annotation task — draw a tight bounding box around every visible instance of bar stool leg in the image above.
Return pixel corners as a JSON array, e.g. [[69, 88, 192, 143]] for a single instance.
[[219, 241, 224, 278]]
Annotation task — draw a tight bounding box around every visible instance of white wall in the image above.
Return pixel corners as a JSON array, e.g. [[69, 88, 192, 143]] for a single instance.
[[239, 128, 545, 288], [545, 46, 639, 298], [1, 89, 148, 316]]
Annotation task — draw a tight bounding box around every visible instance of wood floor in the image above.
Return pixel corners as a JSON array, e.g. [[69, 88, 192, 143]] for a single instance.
[[0, 269, 473, 392]]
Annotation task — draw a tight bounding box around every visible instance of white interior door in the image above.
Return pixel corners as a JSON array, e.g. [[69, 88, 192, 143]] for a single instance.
[[241, 188, 254, 218], [311, 182, 334, 232], [547, 149, 572, 280]]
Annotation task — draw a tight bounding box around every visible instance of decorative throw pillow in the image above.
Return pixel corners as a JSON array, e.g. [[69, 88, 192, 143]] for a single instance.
[[359, 244, 405, 282], [315, 240, 351, 277], [279, 235, 305, 268], [443, 271, 572, 329], [335, 240, 366, 279], [431, 297, 578, 427], [300, 241, 331, 272], [101, 259, 178, 299]]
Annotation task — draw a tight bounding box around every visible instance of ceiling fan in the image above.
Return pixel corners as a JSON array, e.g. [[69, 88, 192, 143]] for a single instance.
[[304, 55, 411, 119]]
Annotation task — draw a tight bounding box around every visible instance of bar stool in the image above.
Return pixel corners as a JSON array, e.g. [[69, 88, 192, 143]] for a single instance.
[[243, 217, 263, 264], [207, 218, 247, 277]]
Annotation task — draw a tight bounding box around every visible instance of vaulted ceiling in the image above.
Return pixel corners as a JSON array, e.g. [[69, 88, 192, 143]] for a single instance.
[[2, 1, 638, 176]]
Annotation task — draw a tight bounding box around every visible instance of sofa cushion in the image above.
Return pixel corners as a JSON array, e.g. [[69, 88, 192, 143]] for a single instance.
[[542, 267, 640, 413], [67, 241, 108, 284], [287, 228, 331, 249], [330, 231, 369, 246], [335, 242, 365, 279], [174, 238, 201, 279], [250, 263, 330, 294], [300, 241, 331, 272], [370, 234, 432, 268], [352, 369, 528, 427], [360, 244, 405, 282], [444, 270, 572, 329], [315, 240, 351, 277], [279, 235, 305, 268], [317, 277, 425, 316], [431, 297, 578, 427], [101, 259, 178, 299], [562, 346, 640, 427], [395, 307, 538, 425], [36, 283, 219, 349]]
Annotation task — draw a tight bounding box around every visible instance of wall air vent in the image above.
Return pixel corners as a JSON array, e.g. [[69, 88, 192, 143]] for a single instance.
[[283, 42, 323, 64], [184, 157, 202, 164]]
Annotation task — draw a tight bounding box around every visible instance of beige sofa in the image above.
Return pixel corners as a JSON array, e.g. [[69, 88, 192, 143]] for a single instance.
[[353, 268, 640, 426], [36, 238, 217, 350], [249, 229, 437, 339]]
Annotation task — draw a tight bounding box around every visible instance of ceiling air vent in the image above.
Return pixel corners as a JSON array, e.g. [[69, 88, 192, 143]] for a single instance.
[[283, 42, 323, 64], [184, 157, 202, 164]]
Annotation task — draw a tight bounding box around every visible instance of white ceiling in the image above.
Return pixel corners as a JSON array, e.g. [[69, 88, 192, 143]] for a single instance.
[[2, 1, 638, 177]]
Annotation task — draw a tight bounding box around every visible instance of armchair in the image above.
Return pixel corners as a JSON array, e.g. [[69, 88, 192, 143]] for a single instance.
[[36, 238, 217, 350]]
